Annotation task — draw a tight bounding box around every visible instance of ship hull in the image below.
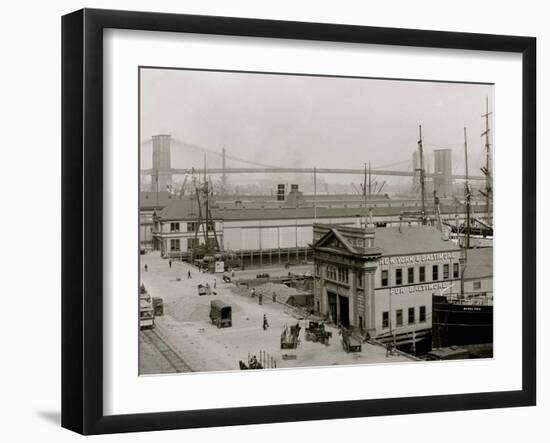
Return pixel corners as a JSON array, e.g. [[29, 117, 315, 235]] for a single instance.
[[432, 295, 493, 348]]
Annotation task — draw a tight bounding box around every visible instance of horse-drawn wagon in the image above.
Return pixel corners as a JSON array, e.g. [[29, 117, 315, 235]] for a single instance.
[[280, 323, 301, 349], [305, 321, 332, 345]]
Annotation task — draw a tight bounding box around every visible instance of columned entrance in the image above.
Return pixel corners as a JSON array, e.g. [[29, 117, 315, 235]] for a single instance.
[[328, 292, 337, 324], [327, 291, 350, 328], [338, 295, 350, 328]]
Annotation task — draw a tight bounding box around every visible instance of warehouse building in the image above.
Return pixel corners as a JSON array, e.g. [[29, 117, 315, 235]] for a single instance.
[[462, 247, 493, 297], [140, 191, 175, 250], [148, 190, 490, 275], [150, 196, 223, 258]]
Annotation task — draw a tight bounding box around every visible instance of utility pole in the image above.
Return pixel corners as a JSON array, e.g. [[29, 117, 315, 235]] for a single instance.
[[203, 155, 209, 253], [363, 162, 367, 198], [221, 146, 227, 196], [204, 180, 210, 252], [368, 161, 372, 200], [417, 125, 426, 225], [155, 168, 159, 208], [481, 96, 493, 226], [313, 167, 317, 221], [191, 186, 203, 263]]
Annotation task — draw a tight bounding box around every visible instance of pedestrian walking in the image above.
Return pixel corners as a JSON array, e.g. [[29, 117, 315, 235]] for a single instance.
[[187, 270, 191, 279], [231, 269, 235, 278], [272, 291, 277, 303], [213, 278, 216, 289], [169, 259, 172, 268], [251, 287, 256, 298], [144, 264, 148, 272], [258, 293, 263, 305], [263, 314, 269, 330]]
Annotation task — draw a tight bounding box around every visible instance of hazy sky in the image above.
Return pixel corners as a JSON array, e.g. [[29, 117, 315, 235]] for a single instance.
[[139, 68, 494, 175]]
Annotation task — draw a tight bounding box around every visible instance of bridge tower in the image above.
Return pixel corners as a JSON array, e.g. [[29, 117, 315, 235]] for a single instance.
[[433, 149, 453, 198], [151, 134, 173, 193]]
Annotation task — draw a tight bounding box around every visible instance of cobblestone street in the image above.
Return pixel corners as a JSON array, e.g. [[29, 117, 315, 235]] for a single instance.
[[139, 252, 411, 374]]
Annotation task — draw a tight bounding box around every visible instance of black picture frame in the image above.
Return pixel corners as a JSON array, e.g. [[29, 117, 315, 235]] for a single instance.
[[61, 8, 536, 435]]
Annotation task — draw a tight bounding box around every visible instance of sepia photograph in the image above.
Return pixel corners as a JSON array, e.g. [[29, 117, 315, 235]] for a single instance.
[[138, 67, 494, 375]]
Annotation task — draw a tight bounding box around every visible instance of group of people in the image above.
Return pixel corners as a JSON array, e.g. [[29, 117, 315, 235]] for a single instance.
[[250, 288, 278, 305]]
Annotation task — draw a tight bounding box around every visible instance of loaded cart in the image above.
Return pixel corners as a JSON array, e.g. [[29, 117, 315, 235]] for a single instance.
[[209, 300, 232, 328], [152, 297, 164, 316], [305, 321, 332, 345], [341, 327, 362, 353], [280, 323, 301, 349], [198, 284, 213, 296]]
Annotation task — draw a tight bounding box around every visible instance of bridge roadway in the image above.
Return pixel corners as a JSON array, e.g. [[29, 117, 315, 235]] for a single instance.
[[141, 167, 484, 181]]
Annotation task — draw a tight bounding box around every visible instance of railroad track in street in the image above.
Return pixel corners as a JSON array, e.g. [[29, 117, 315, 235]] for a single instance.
[[141, 328, 193, 373]]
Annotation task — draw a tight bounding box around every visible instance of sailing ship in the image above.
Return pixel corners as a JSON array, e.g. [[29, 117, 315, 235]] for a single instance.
[[431, 101, 494, 355]]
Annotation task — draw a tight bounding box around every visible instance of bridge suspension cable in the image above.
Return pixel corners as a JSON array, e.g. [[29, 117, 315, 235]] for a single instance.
[[171, 138, 283, 169]]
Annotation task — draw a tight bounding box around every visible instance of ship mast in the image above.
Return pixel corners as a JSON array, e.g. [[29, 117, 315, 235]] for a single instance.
[[433, 189, 442, 232], [464, 127, 471, 250], [417, 125, 427, 225], [461, 126, 470, 297], [363, 163, 368, 227], [481, 96, 493, 227]]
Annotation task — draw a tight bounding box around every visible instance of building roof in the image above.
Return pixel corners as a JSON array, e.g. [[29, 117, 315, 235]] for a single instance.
[[211, 205, 463, 221], [313, 226, 382, 257], [156, 197, 199, 221], [312, 224, 457, 258], [153, 198, 485, 239], [463, 247, 493, 279], [374, 226, 461, 256], [140, 191, 176, 210]]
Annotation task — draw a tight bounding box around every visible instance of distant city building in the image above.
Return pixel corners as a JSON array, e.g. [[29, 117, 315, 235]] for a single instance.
[[276, 184, 286, 201]]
